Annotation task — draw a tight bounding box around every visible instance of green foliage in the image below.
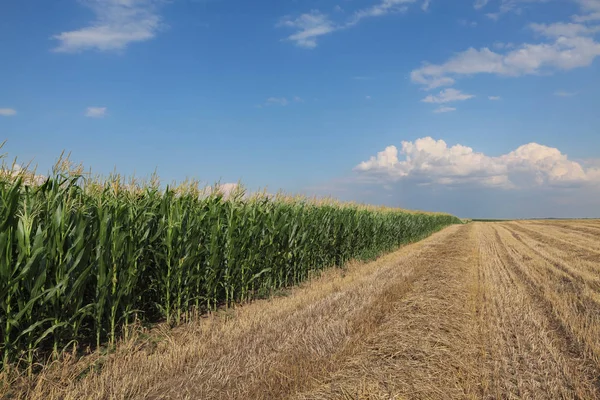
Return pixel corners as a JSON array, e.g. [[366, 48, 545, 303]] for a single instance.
[[0, 169, 460, 371]]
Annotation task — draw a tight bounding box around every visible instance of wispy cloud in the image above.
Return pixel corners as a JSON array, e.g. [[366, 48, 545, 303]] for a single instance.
[[572, 12, 600, 22], [278, 0, 422, 48], [458, 19, 478, 27], [422, 88, 475, 103], [572, 0, 600, 21], [488, 95, 501, 100], [477, 0, 544, 20], [473, 0, 489, 10], [433, 106, 457, 113], [493, 42, 516, 50], [479, 0, 600, 21], [277, 11, 336, 48], [411, 37, 600, 89], [530, 21, 600, 37], [554, 90, 579, 97], [52, 0, 165, 53], [293, 96, 304, 103], [85, 107, 107, 118], [0, 108, 17, 117], [265, 97, 290, 106], [346, 0, 416, 27]]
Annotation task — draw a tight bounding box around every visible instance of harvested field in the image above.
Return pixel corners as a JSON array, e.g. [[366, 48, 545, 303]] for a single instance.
[[4, 220, 600, 399]]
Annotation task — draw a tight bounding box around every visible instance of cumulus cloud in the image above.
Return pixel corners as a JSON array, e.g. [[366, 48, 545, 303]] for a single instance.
[[433, 106, 456, 113], [197, 183, 245, 199], [52, 0, 164, 53], [216, 183, 241, 198], [0, 163, 46, 186], [0, 108, 17, 116], [354, 137, 600, 189], [421, 88, 475, 103], [85, 107, 107, 117]]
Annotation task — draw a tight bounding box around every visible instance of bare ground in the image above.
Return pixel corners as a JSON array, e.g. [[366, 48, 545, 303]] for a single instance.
[[3, 220, 600, 399]]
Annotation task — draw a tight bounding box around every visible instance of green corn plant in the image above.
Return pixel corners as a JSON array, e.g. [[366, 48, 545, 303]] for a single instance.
[[0, 153, 461, 372]]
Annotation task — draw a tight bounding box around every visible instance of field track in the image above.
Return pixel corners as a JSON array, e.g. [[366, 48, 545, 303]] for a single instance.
[[6, 221, 600, 399]]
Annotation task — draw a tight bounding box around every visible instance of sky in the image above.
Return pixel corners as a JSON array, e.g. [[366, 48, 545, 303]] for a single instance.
[[1, 0, 600, 219]]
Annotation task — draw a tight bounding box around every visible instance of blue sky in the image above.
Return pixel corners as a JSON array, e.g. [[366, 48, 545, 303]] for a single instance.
[[1, 0, 600, 218]]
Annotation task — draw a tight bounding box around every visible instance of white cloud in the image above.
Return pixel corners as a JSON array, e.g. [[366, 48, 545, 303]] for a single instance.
[[85, 107, 107, 118], [530, 22, 600, 37], [417, 77, 456, 90], [277, 11, 336, 48], [347, 0, 416, 26], [217, 183, 241, 198], [52, 0, 164, 53], [262, 96, 304, 106], [200, 182, 244, 199], [279, 0, 423, 48], [474, 0, 489, 9], [421, 88, 475, 103], [433, 106, 456, 113], [481, 0, 600, 21], [572, 12, 600, 22], [493, 42, 516, 50], [554, 90, 579, 96], [1, 163, 46, 186], [422, 0, 431, 11], [0, 108, 17, 116], [366, 95, 372, 100], [572, 0, 600, 21], [265, 97, 289, 106], [574, 0, 600, 12], [354, 137, 600, 189], [459, 19, 478, 27], [488, 95, 501, 100], [411, 36, 600, 88], [477, 0, 552, 20]]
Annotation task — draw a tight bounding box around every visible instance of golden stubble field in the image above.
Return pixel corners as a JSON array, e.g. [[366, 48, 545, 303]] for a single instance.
[[4, 220, 600, 399]]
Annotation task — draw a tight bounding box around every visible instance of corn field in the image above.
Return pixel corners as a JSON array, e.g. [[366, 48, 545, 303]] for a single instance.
[[0, 164, 460, 371]]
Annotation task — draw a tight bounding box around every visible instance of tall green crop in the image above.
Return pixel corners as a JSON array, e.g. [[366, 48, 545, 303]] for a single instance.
[[0, 161, 461, 371]]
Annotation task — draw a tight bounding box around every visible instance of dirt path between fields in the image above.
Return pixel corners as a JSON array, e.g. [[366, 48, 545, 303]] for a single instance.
[[6, 221, 600, 400]]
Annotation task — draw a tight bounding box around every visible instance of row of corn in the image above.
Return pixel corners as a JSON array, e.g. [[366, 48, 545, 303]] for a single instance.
[[0, 167, 460, 370]]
